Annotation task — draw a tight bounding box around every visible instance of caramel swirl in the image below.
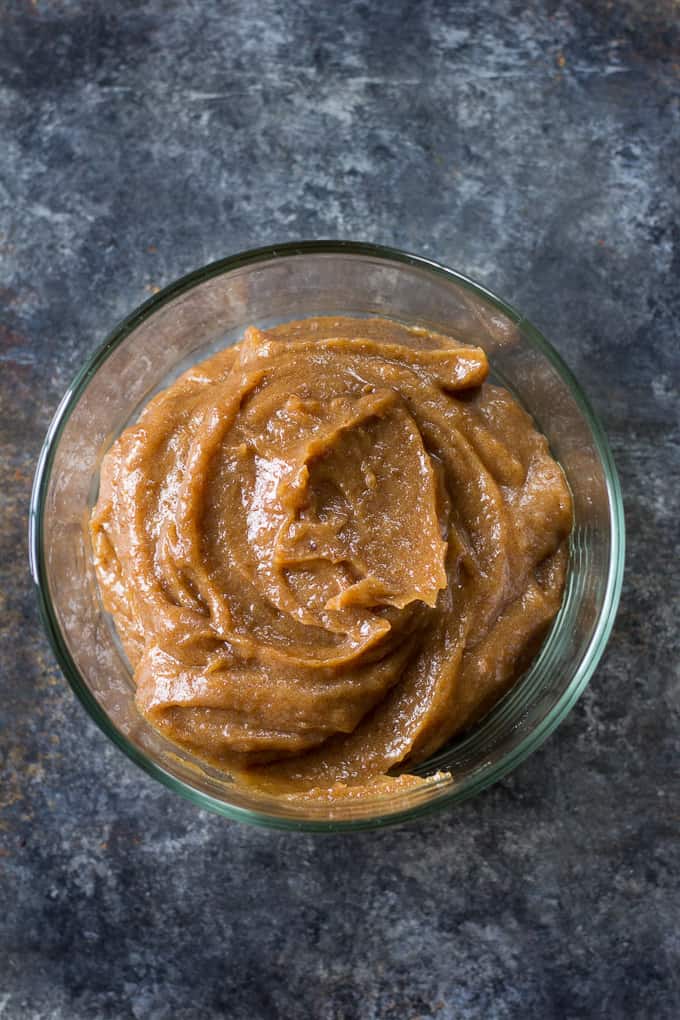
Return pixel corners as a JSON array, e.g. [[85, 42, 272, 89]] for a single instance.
[[91, 317, 572, 795]]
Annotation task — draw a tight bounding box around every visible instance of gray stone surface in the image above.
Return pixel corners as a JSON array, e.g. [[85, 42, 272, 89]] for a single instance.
[[1, 1, 679, 1017]]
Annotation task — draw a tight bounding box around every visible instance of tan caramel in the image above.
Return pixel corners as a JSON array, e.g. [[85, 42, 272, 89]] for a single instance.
[[91, 317, 572, 797]]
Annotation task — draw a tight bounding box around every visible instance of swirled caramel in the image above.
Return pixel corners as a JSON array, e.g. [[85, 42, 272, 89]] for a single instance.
[[90, 317, 572, 797]]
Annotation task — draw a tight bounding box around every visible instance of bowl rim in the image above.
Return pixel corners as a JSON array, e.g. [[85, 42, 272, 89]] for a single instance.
[[28, 239, 626, 831]]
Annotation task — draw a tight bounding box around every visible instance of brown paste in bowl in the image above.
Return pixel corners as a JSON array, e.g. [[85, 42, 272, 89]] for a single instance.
[[90, 317, 572, 798]]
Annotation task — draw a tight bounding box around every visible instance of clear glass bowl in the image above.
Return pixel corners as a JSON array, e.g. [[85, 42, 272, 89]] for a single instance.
[[29, 241, 625, 831]]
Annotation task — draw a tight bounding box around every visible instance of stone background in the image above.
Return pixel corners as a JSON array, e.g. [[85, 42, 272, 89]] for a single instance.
[[1, 1, 678, 1017]]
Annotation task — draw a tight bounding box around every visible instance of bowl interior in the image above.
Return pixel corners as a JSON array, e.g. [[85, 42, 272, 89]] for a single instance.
[[30, 243, 624, 830]]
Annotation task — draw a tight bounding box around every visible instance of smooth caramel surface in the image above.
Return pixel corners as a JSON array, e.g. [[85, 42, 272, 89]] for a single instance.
[[91, 317, 572, 797]]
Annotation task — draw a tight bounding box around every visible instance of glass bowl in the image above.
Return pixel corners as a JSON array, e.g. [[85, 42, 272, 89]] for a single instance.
[[29, 241, 625, 831]]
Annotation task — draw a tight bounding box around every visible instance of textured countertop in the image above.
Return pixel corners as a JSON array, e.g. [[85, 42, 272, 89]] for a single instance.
[[1, 2, 679, 1018]]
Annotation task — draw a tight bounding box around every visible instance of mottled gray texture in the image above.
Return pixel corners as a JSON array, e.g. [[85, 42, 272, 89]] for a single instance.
[[1, 1, 679, 1018]]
